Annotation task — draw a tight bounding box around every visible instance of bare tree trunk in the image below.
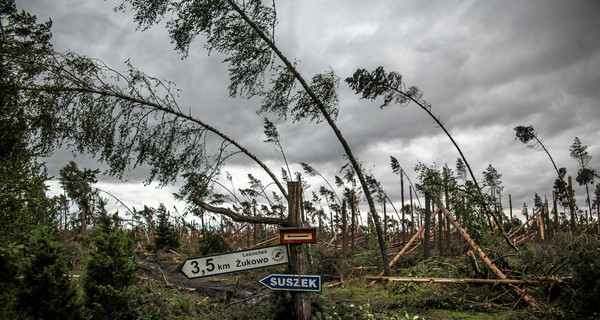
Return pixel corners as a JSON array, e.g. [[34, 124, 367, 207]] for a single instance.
[[568, 176, 576, 232], [351, 191, 356, 253], [553, 190, 559, 233], [383, 198, 387, 240], [401, 169, 406, 243], [424, 193, 431, 259], [342, 198, 347, 258], [367, 276, 565, 285], [226, 0, 390, 275], [444, 167, 450, 254], [410, 187, 415, 235], [509, 194, 513, 226]]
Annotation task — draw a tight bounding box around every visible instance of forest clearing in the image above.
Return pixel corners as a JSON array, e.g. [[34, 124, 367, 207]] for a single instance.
[[3, 0, 600, 319]]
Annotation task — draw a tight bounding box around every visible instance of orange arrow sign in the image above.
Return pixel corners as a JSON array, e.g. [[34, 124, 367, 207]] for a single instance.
[[280, 228, 317, 244]]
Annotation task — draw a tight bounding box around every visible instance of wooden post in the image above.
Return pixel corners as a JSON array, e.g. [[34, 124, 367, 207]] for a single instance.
[[287, 181, 311, 320]]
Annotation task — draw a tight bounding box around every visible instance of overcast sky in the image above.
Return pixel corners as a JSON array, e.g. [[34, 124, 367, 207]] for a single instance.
[[20, 0, 600, 224]]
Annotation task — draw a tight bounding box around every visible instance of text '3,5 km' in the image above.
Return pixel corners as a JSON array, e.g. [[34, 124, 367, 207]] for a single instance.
[[180, 244, 289, 278]]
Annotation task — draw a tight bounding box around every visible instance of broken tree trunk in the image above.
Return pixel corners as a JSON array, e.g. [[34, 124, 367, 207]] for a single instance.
[[434, 198, 543, 310], [368, 203, 449, 286], [367, 276, 568, 285]]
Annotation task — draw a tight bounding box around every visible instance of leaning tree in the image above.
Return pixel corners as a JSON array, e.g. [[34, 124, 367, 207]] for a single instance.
[[116, 0, 391, 274]]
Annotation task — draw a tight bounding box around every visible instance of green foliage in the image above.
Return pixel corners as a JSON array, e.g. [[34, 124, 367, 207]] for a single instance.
[[313, 302, 420, 320], [84, 213, 137, 319], [196, 230, 230, 256], [18, 227, 83, 320], [345, 67, 413, 108], [0, 241, 24, 319], [1, 228, 83, 320], [154, 205, 180, 252], [518, 234, 600, 318], [59, 161, 101, 232], [513, 125, 537, 145]]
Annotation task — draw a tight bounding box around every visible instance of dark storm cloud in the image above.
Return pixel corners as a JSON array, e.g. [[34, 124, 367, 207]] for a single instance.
[[19, 0, 600, 216]]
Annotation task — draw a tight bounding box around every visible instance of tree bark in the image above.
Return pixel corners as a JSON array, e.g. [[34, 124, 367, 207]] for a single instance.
[[424, 193, 431, 259], [193, 197, 291, 227], [287, 181, 311, 320], [367, 276, 567, 285]]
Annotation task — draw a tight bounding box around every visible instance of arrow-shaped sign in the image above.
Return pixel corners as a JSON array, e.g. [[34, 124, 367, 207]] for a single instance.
[[259, 274, 321, 292], [279, 227, 317, 244], [180, 244, 289, 278]]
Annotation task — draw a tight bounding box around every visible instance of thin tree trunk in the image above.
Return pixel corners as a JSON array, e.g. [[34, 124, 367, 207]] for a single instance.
[[444, 167, 450, 253], [410, 187, 415, 235], [509, 194, 513, 226], [342, 198, 347, 258], [424, 193, 431, 259], [367, 276, 565, 285], [226, 0, 389, 275], [351, 191, 356, 253], [569, 176, 576, 232], [401, 169, 406, 243]]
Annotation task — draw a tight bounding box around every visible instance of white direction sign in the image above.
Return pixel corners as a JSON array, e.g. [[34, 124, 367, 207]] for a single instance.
[[180, 244, 289, 278]]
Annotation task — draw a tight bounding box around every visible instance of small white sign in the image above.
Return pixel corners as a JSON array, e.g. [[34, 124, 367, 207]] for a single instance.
[[180, 244, 289, 278]]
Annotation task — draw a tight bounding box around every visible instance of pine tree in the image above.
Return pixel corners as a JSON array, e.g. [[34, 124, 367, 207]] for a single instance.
[[154, 204, 180, 252], [18, 227, 82, 320], [84, 212, 137, 319]]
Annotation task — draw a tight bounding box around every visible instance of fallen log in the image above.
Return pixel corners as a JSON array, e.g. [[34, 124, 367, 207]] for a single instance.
[[366, 276, 569, 285], [246, 236, 278, 249]]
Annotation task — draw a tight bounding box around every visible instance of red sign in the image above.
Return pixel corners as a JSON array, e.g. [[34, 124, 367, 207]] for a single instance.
[[280, 228, 317, 244]]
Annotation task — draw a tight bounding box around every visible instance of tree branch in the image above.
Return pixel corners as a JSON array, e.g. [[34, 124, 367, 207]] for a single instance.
[[192, 196, 291, 227]]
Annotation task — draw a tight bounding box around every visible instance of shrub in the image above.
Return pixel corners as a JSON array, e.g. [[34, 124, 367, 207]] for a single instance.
[[154, 207, 180, 252], [84, 213, 137, 319], [18, 227, 83, 320], [196, 230, 230, 256]]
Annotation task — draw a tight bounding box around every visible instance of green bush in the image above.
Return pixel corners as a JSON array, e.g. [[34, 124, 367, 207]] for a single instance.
[[84, 213, 137, 319], [154, 207, 180, 252], [196, 230, 230, 256], [517, 233, 600, 318], [18, 227, 83, 320]]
